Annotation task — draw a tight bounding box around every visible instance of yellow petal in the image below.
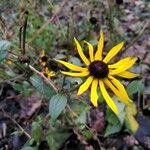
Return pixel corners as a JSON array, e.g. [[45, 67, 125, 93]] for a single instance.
[[95, 31, 104, 60], [40, 49, 45, 57], [103, 42, 125, 63], [108, 57, 132, 68], [84, 41, 94, 62], [117, 71, 139, 79], [56, 60, 87, 71], [77, 76, 93, 95], [45, 67, 49, 73], [91, 79, 98, 107], [74, 38, 90, 65], [104, 77, 132, 105], [60, 71, 89, 77], [99, 80, 119, 116], [43, 67, 55, 78], [47, 72, 55, 78], [125, 103, 139, 133], [40, 61, 46, 66], [109, 57, 137, 75], [109, 77, 133, 104]]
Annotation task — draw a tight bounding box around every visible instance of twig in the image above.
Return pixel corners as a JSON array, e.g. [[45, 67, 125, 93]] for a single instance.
[[0, 74, 24, 84], [29, 65, 58, 93], [1, 109, 31, 139], [28, 0, 68, 44]]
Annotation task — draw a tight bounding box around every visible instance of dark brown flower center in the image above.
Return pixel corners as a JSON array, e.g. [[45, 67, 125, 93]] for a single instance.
[[41, 56, 48, 62], [88, 61, 109, 79]]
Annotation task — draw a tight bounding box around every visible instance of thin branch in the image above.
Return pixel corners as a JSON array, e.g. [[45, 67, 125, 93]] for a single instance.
[[2, 110, 31, 139], [0, 74, 24, 84], [29, 65, 58, 93]]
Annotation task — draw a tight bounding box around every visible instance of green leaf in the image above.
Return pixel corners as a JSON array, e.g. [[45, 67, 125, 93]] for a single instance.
[[105, 109, 121, 137], [69, 100, 90, 129], [104, 122, 122, 137], [105, 104, 123, 136], [138, 81, 145, 94], [70, 100, 90, 115], [127, 80, 138, 96], [0, 40, 11, 62], [113, 96, 125, 124], [46, 135, 57, 150], [69, 57, 82, 66], [46, 128, 71, 150], [49, 94, 67, 120], [104, 96, 126, 137], [66, 77, 82, 85], [30, 74, 56, 99], [127, 80, 144, 97], [81, 129, 93, 140], [13, 83, 24, 92], [12, 82, 32, 97], [75, 111, 87, 126], [104, 94, 129, 137], [31, 117, 43, 143]]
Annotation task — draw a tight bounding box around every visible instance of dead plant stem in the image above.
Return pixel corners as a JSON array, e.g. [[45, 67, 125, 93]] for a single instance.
[[2, 110, 31, 139], [29, 65, 58, 93]]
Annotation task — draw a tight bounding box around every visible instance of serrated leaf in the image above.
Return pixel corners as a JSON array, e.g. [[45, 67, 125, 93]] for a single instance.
[[30, 74, 56, 99], [0, 40, 11, 62], [49, 94, 67, 120]]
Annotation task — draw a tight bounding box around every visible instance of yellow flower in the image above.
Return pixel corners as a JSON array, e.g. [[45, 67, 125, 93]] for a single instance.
[[6, 60, 13, 65], [39, 50, 55, 79], [39, 49, 48, 67], [56, 31, 138, 115], [42, 67, 55, 79]]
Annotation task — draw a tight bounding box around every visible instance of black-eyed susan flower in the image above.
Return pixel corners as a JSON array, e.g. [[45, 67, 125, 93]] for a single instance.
[[39, 49, 48, 67], [39, 50, 55, 79], [56, 31, 138, 115], [42, 67, 55, 79]]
